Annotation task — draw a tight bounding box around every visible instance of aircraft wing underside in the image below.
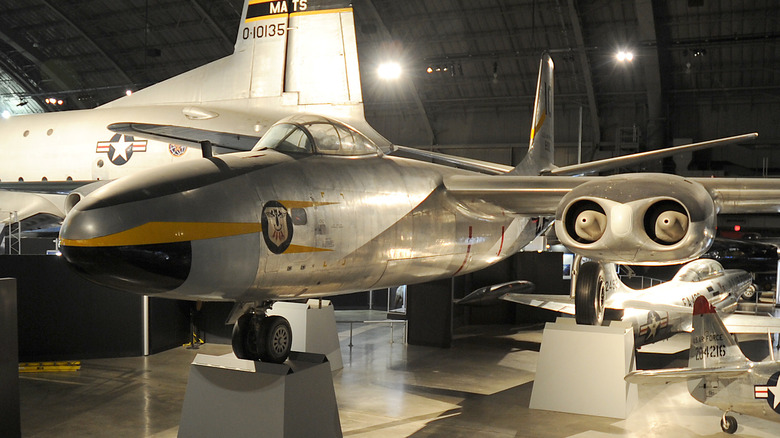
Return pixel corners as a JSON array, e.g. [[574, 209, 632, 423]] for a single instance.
[[721, 312, 780, 333], [109, 122, 261, 152], [626, 366, 748, 384], [501, 293, 576, 314], [0, 190, 69, 222]]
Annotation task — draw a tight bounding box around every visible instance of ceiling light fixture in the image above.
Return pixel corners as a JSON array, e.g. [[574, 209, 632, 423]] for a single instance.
[[377, 62, 402, 80]]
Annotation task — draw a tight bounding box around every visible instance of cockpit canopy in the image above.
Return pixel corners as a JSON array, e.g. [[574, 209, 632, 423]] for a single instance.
[[253, 115, 379, 156], [673, 258, 724, 282]]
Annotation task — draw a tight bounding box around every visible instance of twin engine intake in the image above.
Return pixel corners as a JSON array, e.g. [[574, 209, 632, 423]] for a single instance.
[[554, 174, 716, 265]]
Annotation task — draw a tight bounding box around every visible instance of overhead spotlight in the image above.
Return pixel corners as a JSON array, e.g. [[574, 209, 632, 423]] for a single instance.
[[1, 110, 10, 119], [616, 50, 634, 62], [125, 89, 133, 96], [377, 62, 402, 80], [426, 66, 433, 74], [57, 99, 63, 105]]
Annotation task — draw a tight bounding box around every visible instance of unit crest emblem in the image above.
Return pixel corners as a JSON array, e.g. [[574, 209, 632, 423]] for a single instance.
[[262, 201, 293, 254]]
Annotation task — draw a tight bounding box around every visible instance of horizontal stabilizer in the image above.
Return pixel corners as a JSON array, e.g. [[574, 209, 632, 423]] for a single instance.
[[501, 293, 575, 315], [550, 133, 758, 176], [625, 366, 748, 385], [109, 123, 261, 152], [393, 146, 514, 175]]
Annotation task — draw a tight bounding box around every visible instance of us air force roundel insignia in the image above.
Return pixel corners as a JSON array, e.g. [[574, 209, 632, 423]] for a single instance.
[[754, 371, 780, 414], [96, 134, 147, 165], [262, 201, 293, 254]]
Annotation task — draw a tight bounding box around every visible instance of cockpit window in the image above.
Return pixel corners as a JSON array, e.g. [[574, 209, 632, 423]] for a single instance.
[[254, 123, 312, 153], [307, 123, 340, 153], [673, 259, 724, 282], [254, 115, 378, 156]]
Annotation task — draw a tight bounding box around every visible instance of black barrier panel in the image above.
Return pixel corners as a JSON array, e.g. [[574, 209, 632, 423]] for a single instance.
[[0, 279, 20, 437], [3, 255, 144, 361]]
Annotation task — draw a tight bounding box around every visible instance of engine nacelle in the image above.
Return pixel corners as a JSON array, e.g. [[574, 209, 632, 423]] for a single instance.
[[555, 174, 716, 265]]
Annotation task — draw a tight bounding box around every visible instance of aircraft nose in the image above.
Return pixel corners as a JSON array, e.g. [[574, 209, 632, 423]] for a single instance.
[[59, 208, 192, 294]]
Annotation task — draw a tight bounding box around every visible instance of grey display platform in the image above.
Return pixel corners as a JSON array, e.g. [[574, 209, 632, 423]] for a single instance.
[[0, 278, 20, 438], [178, 351, 341, 438], [530, 318, 638, 419], [268, 299, 343, 370]]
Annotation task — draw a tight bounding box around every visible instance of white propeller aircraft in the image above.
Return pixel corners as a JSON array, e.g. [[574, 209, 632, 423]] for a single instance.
[[626, 295, 780, 434], [38, 0, 780, 364], [0, 0, 382, 229], [464, 258, 780, 347]]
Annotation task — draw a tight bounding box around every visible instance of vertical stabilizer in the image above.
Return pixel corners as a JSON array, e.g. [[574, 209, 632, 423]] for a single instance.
[[512, 53, 555, 175], [689, 296, 747, 369], [104, 0, 362, 110]]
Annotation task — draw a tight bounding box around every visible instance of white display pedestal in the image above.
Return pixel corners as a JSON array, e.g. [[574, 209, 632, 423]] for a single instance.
[[178, 352, 341, 438], [268, 299, 343, 371], [530, 318, 638, 419]]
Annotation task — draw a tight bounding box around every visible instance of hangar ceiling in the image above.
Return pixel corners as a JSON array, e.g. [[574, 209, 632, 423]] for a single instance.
[[0, 0, 778, 173]]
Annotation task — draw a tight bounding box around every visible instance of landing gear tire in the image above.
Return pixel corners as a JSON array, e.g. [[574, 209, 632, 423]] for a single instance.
[[257, 316, 292, 363], [231, 313, 292, 364], [742, 285, 756, 300], [575, 261, 606, 326], [720, 414, 737, 434]]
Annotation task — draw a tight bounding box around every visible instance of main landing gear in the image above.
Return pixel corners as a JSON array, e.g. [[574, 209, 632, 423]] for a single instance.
[[574, 261, 607, 326], [231, 302, 292, 364]]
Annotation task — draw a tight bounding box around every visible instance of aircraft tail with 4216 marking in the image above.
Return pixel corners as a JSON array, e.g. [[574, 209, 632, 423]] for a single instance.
[[626, 295, 780, 434]]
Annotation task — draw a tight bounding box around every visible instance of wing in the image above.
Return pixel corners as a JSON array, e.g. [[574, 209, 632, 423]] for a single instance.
[[721, 313, 780, 334], [109, 123, 261, 152], [500, 293, 576, 315], [443, 175, 590, 215], [0, 190, 69, 222], [625, 366, 749, 384]]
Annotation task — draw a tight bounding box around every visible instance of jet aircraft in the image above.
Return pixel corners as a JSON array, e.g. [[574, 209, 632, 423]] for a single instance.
[[626, 295, 780, 433], [469, 258, 780, 347], [55, 0, 780, 364]]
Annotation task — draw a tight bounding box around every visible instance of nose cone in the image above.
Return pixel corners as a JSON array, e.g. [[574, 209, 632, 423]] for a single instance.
[[59, 208, 192, 294]]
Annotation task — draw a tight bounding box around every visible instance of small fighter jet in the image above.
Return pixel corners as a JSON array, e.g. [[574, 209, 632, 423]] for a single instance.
[[461, 258, 780, 347], [626, 295, 780, 433]]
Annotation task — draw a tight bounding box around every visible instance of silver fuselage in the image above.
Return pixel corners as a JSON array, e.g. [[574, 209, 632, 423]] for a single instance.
[[689, 363, 780, 424], [59, 149, 535, 301], [612, 267, 751, 346]]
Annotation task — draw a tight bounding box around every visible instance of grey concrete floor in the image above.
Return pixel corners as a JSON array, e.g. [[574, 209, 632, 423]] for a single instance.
[[18, 310, 780, 437]]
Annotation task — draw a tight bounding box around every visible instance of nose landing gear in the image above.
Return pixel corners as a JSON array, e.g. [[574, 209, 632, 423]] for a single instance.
[[232, 304, 292, 363]]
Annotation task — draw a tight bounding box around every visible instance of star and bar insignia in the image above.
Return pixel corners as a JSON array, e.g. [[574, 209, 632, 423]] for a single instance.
[[96, 134, 147, 165]]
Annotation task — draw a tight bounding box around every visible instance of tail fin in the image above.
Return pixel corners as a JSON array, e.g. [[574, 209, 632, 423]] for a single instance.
[[104, 0, 361, 110], [689, 296, 748, 369], [512, 53, 554, 175]]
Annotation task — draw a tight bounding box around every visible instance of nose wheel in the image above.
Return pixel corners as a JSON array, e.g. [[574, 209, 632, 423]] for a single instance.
[[720, 412, 737, 434], [232, 312, 292, 363]]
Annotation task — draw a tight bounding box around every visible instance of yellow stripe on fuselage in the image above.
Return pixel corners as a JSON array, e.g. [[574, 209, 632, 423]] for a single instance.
[[61, 222, 262, 248]]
